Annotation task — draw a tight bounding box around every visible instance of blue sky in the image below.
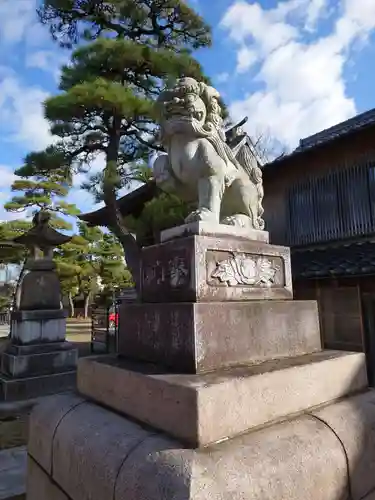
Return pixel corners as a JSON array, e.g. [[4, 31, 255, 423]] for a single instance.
[[1, 0, 375, 226]]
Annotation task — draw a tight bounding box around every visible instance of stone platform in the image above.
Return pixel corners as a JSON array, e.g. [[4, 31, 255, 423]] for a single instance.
[[27, 390, 375, 500], [26, 228, 375, 499]]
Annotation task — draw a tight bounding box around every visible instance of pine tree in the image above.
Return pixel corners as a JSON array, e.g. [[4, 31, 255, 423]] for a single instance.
[[38, 0, 211, 50], [0, 220, 30, 263], [5, 148, 80, 231], [32, 0, 211, 292]]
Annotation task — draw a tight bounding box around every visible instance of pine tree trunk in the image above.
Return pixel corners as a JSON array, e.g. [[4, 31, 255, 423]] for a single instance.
[[83, 293, 90, 319], [104, 132, 141, 296], [68, 292, 75, 318]]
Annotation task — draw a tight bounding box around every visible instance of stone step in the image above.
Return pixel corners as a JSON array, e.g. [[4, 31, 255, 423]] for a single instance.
[[78, 350, 367, 447]]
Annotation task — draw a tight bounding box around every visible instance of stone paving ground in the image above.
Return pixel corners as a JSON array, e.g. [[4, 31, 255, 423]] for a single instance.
[[0, 320, 92, 499], [0, 446, 27, 500]]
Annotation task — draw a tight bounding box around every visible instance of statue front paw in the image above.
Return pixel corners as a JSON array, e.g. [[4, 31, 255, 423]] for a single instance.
[[185, 208, 218, 224]]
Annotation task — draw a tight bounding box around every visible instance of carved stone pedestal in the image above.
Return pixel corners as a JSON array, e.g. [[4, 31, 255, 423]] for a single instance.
[[26, 229, 375, 500]]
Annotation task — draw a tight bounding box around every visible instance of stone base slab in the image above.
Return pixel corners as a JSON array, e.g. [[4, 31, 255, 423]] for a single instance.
[[6, 341, 75, 356], [160, 221, 270, 243], [11, 309, 67, 321], [78, 351, 367, 447], [0, 371, 76, 402], [118, 300, 321, 373], [1, 347, 77, 378], [27, 390, 375, 500], [141, 234, 292, 303]]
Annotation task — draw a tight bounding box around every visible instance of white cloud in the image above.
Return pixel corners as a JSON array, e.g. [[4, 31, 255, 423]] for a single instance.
[[236, 46, 258, 73], [0, 75, 52, 150], [26, 50, 69, 83], [0, 166, 15, 188], [221, 0, 375, 150], [0, 0, 48, 47], [216, 72, 230, 83], [0, 174, 24, 222], [305, 0, 330, 31]]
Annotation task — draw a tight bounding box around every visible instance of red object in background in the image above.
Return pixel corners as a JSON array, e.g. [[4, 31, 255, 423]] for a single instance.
[[109, 312, 118, 326]]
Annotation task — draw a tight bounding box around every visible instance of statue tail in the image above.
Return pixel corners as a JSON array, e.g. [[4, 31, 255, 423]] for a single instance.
[[255, 181, 265, 230], [236, 146, 265, 231]]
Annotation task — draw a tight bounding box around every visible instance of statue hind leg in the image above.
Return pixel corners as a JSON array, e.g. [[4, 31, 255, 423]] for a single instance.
[[185, 175, 225, 224], [221, 177, 259, 229]]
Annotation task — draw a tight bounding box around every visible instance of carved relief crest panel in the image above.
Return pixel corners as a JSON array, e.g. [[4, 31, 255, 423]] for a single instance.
[[207, 251, 285, 288]]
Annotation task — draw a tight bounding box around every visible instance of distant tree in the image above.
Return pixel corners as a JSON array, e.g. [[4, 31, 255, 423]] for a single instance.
[[252, 127, 288, 163], [55, 223, 132, 317], [0, 220, 31, 313]]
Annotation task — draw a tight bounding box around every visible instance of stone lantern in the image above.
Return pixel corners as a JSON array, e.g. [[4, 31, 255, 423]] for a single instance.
[[0, 211, 78, 402]]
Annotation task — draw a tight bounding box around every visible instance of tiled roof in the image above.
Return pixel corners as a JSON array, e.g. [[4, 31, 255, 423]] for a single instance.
[[79, 181, 159, 226], [265, 107, 375, 168], [297, 108, 375, 152], [292, 240, 375, 278]]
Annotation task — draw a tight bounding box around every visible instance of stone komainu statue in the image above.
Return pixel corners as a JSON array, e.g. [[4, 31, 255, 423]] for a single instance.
[[153, 77, 265, 231]]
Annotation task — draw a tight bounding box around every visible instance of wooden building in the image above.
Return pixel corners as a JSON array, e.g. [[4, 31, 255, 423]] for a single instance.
[[263, 108, 375, 384]]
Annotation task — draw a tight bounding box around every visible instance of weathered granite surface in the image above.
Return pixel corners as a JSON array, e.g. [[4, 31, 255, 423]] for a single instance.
[[160, 221, 269, 243], [78, 352, 367, 447], [28, 391, 375, 500], [18, 267, 62, 310], [6, 341, 75, 356], [2, 348, 77, 378], [141, 234, 292, 303], [28, 457, 69, 500], [10, 314, 67, 345], [0, 371, 76, 402], [118, 300, 320, 373], [312, 391, 375, 500]]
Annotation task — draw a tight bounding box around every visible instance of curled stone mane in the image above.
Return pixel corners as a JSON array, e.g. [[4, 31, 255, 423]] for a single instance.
[[192, 85, 265, 230]]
